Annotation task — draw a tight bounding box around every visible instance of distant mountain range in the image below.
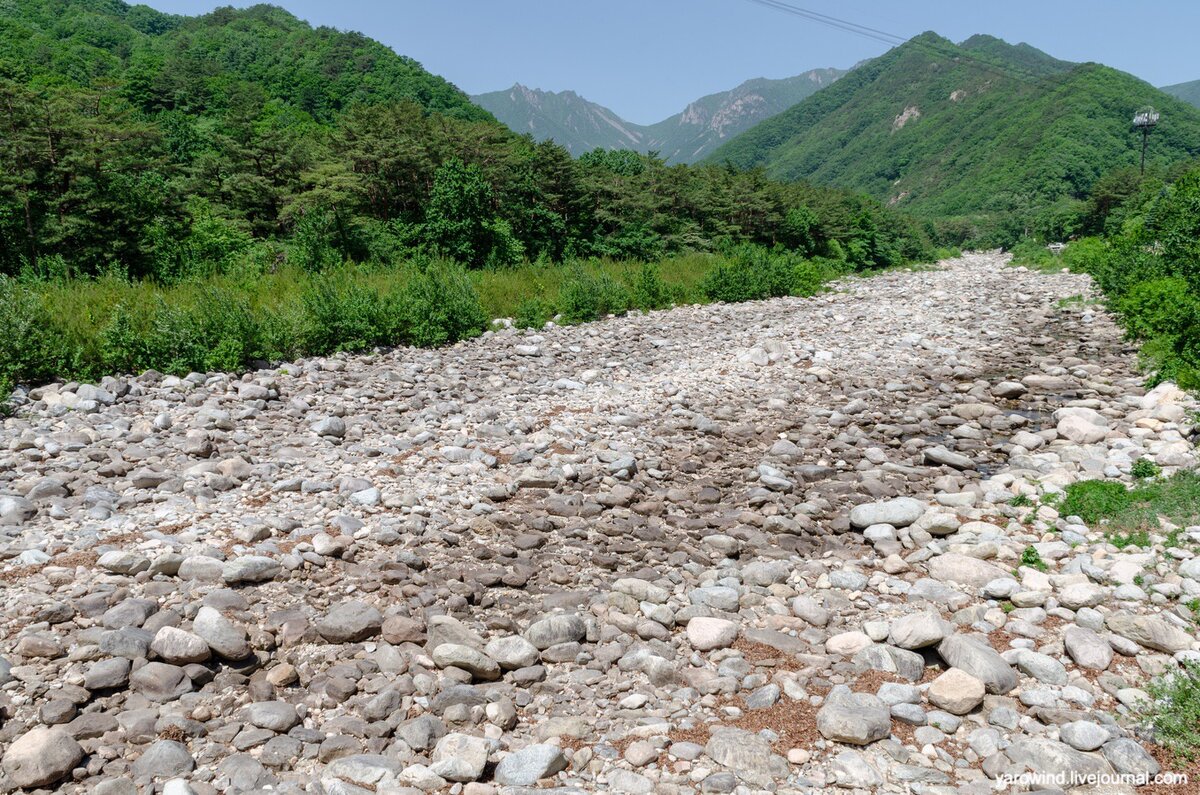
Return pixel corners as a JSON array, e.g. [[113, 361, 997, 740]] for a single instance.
[[473, 69, 845, 164], [1162, 79, 1200, 108], [708, 33, 1200, 220]]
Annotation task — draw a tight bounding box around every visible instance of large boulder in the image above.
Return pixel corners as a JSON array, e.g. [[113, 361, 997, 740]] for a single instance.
[[925, 554, 1012, 589], [927, 668, 985, 714], [2, 727, 84, 788], [849, 498, 925, 529], [1105, 614, 1193, 653], [816, 687, 891, 745], [493, 745, 568, 786], [937, 634, 1017, 694]]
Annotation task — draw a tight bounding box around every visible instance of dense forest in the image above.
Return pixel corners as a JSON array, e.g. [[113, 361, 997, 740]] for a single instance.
[[0, 0, 923, 282], [710, 32, 1200, 245]]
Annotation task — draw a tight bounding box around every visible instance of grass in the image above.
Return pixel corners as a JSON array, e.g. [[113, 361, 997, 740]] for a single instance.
[[1109, 530, 1152, 550], [1058, 472, 1200, 541], [1138, 662, 1200, 765], [1010, 494, 1034, 508]]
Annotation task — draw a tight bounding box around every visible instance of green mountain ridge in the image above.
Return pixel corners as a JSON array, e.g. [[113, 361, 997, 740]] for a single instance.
[[1162, 79, 1200, 108], [710, 32, 1200, 228], [473, 69, 845, 164], [0, 0, 489, 122]]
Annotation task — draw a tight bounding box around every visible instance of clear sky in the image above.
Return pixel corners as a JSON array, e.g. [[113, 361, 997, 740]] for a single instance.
[[143, 0, 1200, 125]]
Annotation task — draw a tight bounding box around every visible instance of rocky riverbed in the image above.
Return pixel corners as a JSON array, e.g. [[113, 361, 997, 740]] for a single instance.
[[1, 252, 1198, 794]]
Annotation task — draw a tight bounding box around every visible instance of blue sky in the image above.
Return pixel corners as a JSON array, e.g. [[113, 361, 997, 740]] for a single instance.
[[145, 1, 1200, 125]]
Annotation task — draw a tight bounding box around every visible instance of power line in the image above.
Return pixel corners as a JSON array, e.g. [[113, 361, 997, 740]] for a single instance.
[[741, 0, 1066, 93]]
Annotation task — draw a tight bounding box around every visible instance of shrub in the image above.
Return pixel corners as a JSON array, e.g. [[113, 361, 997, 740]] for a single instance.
[[1138, 662, 1200, 764], [398, 261, 489, 347], [791, 261, 830, 297], [700, 246, 796, 303], [558, 267, 632, 324], [301, 274, 389, 355], [0, 277, 81, 386], [631, 263, 673, 311], [1019, 545, 1048, 572], [513, 297, 552, 329], [1131, 457, 1163, 480], [0, 373, 13, 416]]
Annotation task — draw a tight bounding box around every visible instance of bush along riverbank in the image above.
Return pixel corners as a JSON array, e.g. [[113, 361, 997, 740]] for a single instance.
[[1, 244, 946, 411]]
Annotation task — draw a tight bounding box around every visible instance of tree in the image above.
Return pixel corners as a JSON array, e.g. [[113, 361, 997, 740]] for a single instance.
[[423, 158, 521, 267]]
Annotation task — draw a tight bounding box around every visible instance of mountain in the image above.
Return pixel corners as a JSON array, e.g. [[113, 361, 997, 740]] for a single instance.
[[644, 70, 846, 163], [710, 32, 1200, 223], [1162, 80, 1200, 108], [473, 69, 844, 164], [472, 84, 645, 154], [0, 0, 490, 122]]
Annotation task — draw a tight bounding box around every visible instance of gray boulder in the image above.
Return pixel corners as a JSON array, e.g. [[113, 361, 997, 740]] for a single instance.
[[816, 686, 891, 745], [493, 744, 568, 786], [849, 498, 925, 529], [937, 635, 1017, 694]]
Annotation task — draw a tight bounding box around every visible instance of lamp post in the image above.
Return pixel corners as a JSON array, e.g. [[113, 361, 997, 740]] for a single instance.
[[1132, 107, 1160, 177]]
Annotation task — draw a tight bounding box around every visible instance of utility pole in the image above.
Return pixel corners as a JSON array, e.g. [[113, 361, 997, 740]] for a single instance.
[[1132, 107, 1160, 176]]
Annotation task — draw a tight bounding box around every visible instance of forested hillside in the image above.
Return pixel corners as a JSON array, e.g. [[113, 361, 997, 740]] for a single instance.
[[711, 32, 1200, 242], [1162, 79, 1200, 109], [0, 0, 920, 280]]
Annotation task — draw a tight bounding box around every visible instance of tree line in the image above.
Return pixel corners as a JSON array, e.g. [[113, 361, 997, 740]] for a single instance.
[[0, 75, 928, 281]]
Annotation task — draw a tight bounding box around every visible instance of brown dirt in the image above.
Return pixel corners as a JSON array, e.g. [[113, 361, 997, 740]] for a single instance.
[[666, 693, 820, 755], [732, 639, 806, 671], [851, 669, 907, 693], [1144, 743, 1200, 795], [988, 627, 1017, 652]]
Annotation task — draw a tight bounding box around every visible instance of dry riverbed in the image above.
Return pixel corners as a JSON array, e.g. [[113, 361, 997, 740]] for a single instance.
[[1, 252, 1197, 794]]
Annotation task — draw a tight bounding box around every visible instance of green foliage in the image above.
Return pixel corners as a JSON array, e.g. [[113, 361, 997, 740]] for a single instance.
[[1132, 457, 1163, 480], [1108, 529, 1152, 550], [300, 274, 389, 353], [698, 245, 851, 304], [1050, 167, 1200, 389], [1059, 480, 1134, 523], [1138, 661, 1200, 764], [423, 159, 524, 268], [1059, 472, 1200, 540], [397, 261, 489, 347], [558, 268, 632, 325], [1009, 494, 1034, 508], [0, 277, 80, 386], [630, 263, 674, 311], [513, 297, 552, 329], [711, 32, 1200, 247], [0, 1, 928, 280], [1019, 546, 1048, 572]]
